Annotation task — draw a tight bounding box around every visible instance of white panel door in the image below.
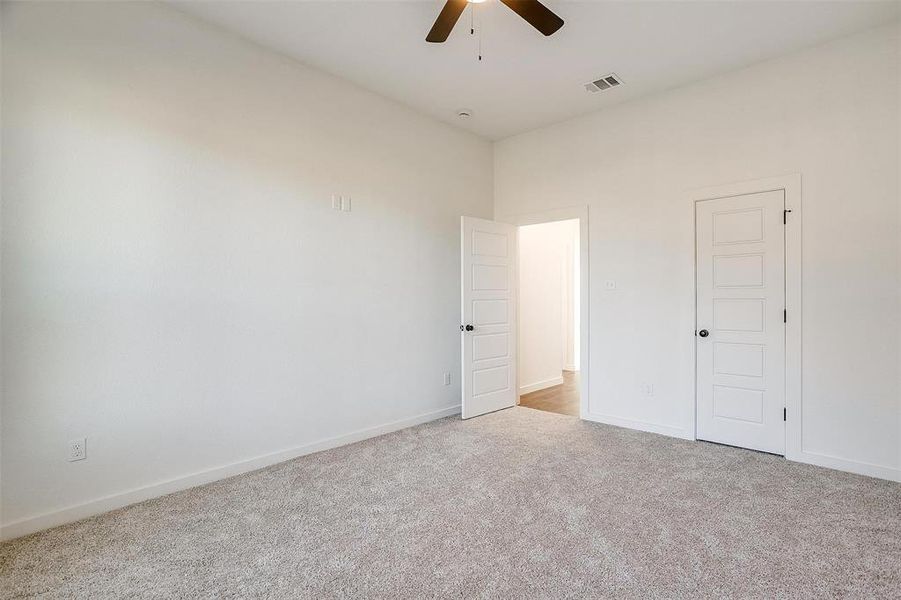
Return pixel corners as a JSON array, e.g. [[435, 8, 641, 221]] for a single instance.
[[696, 190, 786, 454], [461, 216, 517, 419]]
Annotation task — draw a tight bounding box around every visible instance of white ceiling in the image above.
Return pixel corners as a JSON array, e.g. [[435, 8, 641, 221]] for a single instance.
[[174, 0, 900, 140]]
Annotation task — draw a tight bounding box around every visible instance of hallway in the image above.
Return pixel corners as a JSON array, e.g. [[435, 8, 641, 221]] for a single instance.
[[518, 371, 580, 417]]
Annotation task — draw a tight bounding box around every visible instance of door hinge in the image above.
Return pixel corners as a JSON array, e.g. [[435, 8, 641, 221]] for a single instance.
[[783, 407, 787, 421], [783, 309, 787, 323], [783, 209, 792, 225]]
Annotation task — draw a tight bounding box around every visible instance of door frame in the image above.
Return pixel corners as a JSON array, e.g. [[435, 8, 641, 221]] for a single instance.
[[688, 174, 801, 461], [496, 206, 590, 419]]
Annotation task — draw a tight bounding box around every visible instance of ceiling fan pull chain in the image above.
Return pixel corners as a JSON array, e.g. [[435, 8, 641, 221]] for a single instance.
[[478, 4, 482, 61]]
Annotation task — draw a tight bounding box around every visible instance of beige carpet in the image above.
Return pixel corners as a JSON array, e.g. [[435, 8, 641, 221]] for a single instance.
[[2, 407, 900, 598]]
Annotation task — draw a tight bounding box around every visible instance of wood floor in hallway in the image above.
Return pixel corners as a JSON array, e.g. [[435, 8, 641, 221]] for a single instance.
[[518, 370, 580, 417]]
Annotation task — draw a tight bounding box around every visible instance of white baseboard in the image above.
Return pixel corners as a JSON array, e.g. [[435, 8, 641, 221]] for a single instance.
[[583, 412, 693, 440], [1, 404, 460, 541], [563, 365, 577, 373], [585, 413, 900, 483], [793, 450, 901, 483], [519, 376, 564, 396]]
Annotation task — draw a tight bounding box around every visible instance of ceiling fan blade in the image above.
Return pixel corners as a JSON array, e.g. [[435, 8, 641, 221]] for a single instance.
[[498, 0, 564, 36], [426, 0, 469, 43]]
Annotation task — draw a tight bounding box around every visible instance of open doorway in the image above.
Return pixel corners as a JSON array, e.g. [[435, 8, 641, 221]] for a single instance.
[[517, 219, 580, 417], [459, 210, 587, 421]]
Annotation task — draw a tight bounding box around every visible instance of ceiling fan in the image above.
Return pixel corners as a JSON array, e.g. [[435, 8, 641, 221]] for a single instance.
[[426, 0, 564, 43]]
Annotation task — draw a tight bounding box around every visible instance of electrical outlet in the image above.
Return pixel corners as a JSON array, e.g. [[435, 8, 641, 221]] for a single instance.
[[68, 437, 86, 462], [641, 383, 654, 396], [443, 372, 451, 386], [604, 280, 616, 290]]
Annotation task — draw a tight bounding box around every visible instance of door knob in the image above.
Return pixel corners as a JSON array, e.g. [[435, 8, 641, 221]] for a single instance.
[[460, 324, 474, 332], [698, 329, 709, 338]]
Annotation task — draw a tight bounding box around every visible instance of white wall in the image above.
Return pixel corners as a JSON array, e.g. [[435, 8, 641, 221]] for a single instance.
[[496, 23, 901, 481], [518, 219, 579, 394], [0, 1, 493, 536], [0, 5, 4, 529]]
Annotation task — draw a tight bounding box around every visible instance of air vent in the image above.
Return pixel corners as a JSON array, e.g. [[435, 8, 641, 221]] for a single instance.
[[584, 73, 623, 93]]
